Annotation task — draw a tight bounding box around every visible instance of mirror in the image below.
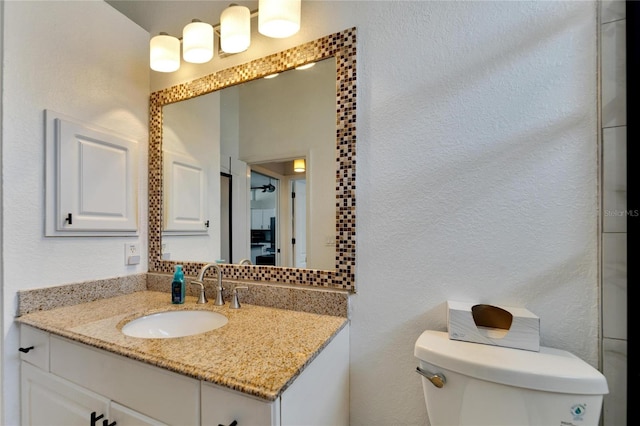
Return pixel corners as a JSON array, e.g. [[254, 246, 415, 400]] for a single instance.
[[161, 59, 336, 270], [149, 28, 356, 291]]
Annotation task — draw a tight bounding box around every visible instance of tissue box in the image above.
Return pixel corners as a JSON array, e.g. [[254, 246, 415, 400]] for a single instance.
[[447, 301, 540, 351]]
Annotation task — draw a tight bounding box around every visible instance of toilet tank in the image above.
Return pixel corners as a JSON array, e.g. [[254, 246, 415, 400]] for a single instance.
[[414, 330, 608, 426]]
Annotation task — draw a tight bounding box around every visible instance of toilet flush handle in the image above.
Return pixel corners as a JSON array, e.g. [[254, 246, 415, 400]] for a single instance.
[[416, 366, 446, 388]]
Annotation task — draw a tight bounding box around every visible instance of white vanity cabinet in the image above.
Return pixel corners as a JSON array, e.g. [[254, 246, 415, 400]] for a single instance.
[[20, 324, 349, 426], [200, 322, 349, 426], [20, 326, 180, 426], [21, 363, 164, 426], [21, 362, 111, 426]]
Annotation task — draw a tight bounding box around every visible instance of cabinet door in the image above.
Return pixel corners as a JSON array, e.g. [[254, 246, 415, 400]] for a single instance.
[[45, 110, 138, 236], [21, 362, 110, 426], [201, 382, 279, 426], [20, 325, 50, 371], [263, 209, 275, 229], [110, 402, 168, 426], [251, 209, 263, 229], [280, 325, 349, 426], [163, 151, 208, 233], [50, 336, 200, 426]]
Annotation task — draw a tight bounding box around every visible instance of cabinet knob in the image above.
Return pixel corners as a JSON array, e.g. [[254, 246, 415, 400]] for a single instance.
[[18, 346, 34, 353]]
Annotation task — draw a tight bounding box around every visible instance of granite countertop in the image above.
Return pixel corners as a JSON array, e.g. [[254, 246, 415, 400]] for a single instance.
[[16, 290, 348, 401]]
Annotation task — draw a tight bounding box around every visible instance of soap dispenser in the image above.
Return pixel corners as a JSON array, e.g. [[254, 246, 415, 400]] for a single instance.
[[171, 265, 185, 304]]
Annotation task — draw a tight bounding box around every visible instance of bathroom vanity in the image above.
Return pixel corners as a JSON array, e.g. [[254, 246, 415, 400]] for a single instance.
[[17, 28, 357, 426], [18, 291, 349, 426]]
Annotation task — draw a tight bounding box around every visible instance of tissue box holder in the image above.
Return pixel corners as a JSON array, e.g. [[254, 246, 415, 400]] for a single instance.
[[447, 301, 540, 351]]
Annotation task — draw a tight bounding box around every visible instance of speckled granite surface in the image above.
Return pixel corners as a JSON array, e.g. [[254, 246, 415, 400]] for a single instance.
[[147, 273, 349, 317], [16, 291, 347, 401], [17, 273, 350, 318], [17, 274, 147, 315]]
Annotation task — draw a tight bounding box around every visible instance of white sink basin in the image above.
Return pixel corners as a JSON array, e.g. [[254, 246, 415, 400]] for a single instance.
[[121, 310, 228, 339]]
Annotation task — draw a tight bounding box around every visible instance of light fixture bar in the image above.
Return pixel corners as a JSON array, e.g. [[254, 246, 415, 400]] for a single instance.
[[149, 1, 303, 72]]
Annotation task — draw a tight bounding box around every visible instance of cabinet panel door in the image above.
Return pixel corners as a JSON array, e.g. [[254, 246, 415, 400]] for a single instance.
[[50, 336, 200, 426], [201, 382, 279, 426], [21, 362, 109, 426], [57, 118, 137, 231], [280, 325, 349, 426], [251, 209, 264, 229], [20, 325, 50, 371], [45, 110, 138, 236], [110, 402, 168, 426], [163, 151, 208, 233]]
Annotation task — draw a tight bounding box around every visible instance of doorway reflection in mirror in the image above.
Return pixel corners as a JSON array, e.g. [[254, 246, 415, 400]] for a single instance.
[[250, 170, 277, 266]]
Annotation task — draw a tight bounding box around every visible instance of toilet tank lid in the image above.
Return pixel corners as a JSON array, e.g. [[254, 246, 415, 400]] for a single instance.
[[414, 330, 608, 395]]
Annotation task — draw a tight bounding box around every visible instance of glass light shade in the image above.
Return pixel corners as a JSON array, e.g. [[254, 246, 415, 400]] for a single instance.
[[150, 34, 180, 72], [295, 62, 316, 70], [258, 0, 301, 38], [221, 5, 251, 54], [183, 21, 214, 63], [293, 159, 306, 173]]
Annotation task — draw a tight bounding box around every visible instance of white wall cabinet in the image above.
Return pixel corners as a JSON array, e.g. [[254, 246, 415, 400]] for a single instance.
[[45, 110, 138, 236], [20, 324, 349, 426], [163, 151, 208, 233], [251, 208, 275, 230]]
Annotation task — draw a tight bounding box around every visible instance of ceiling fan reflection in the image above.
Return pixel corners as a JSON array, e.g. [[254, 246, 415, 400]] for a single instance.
[[251, 183, 276, 193]]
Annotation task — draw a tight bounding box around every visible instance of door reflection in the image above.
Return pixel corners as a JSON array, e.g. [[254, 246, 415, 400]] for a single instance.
[[250, 171, 278, 265]]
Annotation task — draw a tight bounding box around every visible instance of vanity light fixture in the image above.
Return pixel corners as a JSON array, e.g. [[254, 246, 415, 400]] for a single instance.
[[295, 62, 315, 70], [264, 73, 279, 79], [183, 19, 214, 63], [149, 33, 181, 72], [221, 4, 251, 54], [293, 158, 306, 173], [150, 0, 302, 72], [258, 0, 301, 38]]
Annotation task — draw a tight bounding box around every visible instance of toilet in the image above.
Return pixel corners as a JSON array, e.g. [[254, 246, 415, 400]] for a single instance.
[[414, 330, 609, 426]]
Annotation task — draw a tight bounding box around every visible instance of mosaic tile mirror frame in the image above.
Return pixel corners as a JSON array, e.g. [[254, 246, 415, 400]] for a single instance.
[[148, 28, 357, 291]]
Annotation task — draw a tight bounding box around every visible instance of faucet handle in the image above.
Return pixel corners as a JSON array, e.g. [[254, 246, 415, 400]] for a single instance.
[[190, 281, 208, 304], [230, 286, 248, 309]]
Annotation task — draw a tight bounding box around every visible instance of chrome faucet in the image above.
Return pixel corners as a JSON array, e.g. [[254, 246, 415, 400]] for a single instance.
[[190, 280, 208, 304], [238, 258, 252, 265], [191, 263, 224, 305], [230, 286, 249, 309]]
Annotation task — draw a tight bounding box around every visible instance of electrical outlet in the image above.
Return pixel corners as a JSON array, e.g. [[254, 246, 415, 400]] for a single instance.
[[124, 242, 141, 265]]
